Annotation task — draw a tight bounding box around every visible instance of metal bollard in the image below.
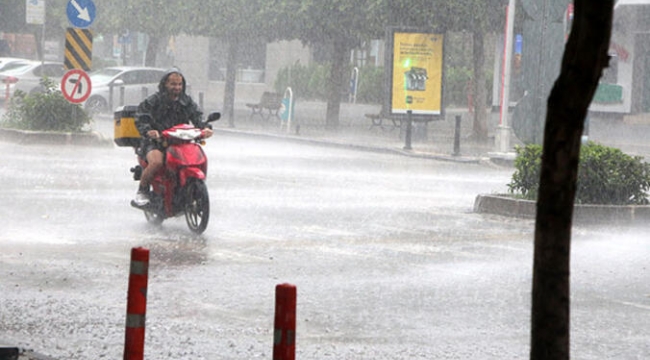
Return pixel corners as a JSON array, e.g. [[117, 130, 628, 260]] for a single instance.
[[109, 84, 114, 112], [453, 115, 461, 156], [403, 110, 413, 150], [119, 86, 125, 107], [124, 247, 149, 360], [273, 283, 297, 360]]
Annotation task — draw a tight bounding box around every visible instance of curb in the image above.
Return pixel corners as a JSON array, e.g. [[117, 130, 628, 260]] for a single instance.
[[474, 194, 650, 226], [215, 128, 484, 164], [0, 128, 114, 147]]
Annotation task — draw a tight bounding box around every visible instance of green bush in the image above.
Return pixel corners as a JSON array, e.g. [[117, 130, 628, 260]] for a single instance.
[[444, 66, 472, 107], [1, 78, 91, 132], [508, 143, 650, 205], [274, 63, 328, 100], [274, 63, 384, 103], [355, 66, 383, 104], [274, 63, 493, 106]]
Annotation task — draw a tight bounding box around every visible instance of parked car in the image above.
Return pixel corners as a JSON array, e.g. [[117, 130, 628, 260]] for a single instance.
[[85, 66, 167, 114], [0, 57, 32, 72], [0, 61, 66, 101]]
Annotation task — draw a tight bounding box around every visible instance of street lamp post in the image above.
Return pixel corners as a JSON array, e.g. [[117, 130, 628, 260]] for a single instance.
[[497, 0, 516, 153]]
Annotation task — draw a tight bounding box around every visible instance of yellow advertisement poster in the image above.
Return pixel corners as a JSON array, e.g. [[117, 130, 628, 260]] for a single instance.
[[391, 32, 444, 115]]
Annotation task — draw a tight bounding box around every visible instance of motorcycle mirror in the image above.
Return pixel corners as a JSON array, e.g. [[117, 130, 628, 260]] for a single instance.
[[207, 112, 221, 123]]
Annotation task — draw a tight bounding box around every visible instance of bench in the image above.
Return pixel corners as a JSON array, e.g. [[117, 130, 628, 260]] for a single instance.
[[365, 111, 402, 130], [246, 92, 283, 121]]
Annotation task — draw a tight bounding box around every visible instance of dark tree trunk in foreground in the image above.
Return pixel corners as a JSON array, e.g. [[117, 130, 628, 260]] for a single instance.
[[530, 1, 613, 360]]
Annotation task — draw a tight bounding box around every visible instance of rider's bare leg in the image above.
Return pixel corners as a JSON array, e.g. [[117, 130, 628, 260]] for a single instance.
[[139, 149, 164, 191]]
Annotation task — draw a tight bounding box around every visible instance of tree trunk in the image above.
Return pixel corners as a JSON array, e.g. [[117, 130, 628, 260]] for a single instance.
[[145, 35, 160, 67], [325, 40, 347, 129], [471, 29, 488, 142], [530, 2, 613, 360], [223, 39, 239, 128]]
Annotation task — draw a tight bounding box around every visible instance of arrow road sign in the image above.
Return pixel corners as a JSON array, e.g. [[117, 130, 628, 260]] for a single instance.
[[61, 69, 92, 104], [66, 0, 96, 28]]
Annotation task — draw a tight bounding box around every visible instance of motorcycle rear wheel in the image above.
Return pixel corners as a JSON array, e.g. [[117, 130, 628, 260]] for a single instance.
[[185, 179, 210, 234]]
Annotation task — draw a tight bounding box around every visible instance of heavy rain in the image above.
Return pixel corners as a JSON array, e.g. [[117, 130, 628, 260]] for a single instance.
[[1, 1, 649, 359]]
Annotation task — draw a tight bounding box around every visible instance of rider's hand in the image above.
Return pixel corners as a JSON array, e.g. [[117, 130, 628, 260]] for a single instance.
[[202, 128, 214, 139], [147, 130, 160, 139]]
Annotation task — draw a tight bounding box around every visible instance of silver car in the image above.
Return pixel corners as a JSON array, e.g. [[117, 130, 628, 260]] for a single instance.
[[85, 66, 167, 114], [0, 61, 66, 101], [0, 57, 32, 73]]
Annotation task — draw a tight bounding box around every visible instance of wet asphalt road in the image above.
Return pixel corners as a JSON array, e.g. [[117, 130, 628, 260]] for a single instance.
[[0, 132, 648, 359]]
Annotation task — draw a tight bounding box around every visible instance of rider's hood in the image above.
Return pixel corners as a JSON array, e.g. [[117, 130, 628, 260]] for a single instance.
[[158, 68, 187, 95]]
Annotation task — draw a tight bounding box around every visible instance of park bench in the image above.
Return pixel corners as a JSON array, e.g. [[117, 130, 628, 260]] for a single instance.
[[246, 91, 283, 121], [365, 110, 402, 130]]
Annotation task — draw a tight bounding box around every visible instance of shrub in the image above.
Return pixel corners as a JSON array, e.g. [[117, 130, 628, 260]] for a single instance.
[[274, 63, 384, 103], [508, 143, 650, 205], [1, 78, 91, 132], [273, 63, 493, 106]]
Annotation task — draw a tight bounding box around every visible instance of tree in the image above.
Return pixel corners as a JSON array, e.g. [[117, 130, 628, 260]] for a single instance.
[[101, 0, 194, 66], [384, 0, 507, 141], [443, 1, 507, 142], [267, 0, 385, 129], [0, 0, 68, 60], [192, 0, 271, 127], [530, 1, 613, 359]]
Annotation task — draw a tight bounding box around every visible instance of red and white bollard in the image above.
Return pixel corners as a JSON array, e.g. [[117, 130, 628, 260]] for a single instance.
[[123, 247, 149, 360], [273, 283, 297, 360], [4, 81, 10, 103]]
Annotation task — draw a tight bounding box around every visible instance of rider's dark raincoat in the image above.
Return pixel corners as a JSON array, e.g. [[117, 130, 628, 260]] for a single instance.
[[135, 68, 209, 137]]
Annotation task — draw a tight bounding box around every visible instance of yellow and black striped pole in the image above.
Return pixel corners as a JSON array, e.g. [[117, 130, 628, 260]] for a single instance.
[[64, 27, 93, 71]]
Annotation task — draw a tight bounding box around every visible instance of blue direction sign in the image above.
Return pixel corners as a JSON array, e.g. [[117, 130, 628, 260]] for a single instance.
[[66, 0, 96, 29]]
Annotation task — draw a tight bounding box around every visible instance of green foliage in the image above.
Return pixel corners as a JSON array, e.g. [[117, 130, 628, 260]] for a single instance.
[[444, 66, 472, 107], [508, 143, 650, 205], [356, 66, 384, 104], [274, 62, 492, 106], [274, 63, 327, 100], [274, 63, 385, 103], [508, 144, 544, 199], [1, 78, 91, 132]]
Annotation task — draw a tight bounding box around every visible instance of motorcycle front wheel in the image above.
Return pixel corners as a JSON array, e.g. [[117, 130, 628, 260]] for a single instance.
[[184, 179, 210, 234], [144, 209, 164, 226]]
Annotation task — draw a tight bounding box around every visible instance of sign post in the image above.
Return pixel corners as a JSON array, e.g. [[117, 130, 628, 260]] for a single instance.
[[66, 0, 96, 29], [26, 0, 45, 25], [26, 0, 46, 64]]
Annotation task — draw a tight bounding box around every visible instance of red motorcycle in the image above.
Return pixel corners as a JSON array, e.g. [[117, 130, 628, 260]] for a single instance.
[[129, 112, 220, 234]]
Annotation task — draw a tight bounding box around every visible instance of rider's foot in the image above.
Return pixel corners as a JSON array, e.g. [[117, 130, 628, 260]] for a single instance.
[[133, 190, 150, 206]]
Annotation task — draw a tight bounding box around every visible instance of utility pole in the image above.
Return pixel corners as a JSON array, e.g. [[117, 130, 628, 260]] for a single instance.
[[497, 0, 516, 153]]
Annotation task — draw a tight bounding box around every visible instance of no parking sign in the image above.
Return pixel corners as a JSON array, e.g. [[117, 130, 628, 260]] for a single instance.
[[61, 69, 92, 104]]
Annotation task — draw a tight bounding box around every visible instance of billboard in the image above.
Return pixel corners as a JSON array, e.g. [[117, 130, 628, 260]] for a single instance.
[[388, 30, 444, 116]]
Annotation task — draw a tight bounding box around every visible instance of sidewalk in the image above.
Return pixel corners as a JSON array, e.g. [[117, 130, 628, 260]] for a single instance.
[[204, 101, 515, 165], [5, 99, 650, 166]]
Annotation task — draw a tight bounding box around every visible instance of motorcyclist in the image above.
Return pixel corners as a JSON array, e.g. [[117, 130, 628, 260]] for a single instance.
[[133, 68, 214, 206]]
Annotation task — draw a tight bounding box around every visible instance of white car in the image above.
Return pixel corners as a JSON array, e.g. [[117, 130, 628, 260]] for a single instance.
[[85, 66, 167, 114], [0, 57, 32, 73], [0, 61, 66, 101]]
